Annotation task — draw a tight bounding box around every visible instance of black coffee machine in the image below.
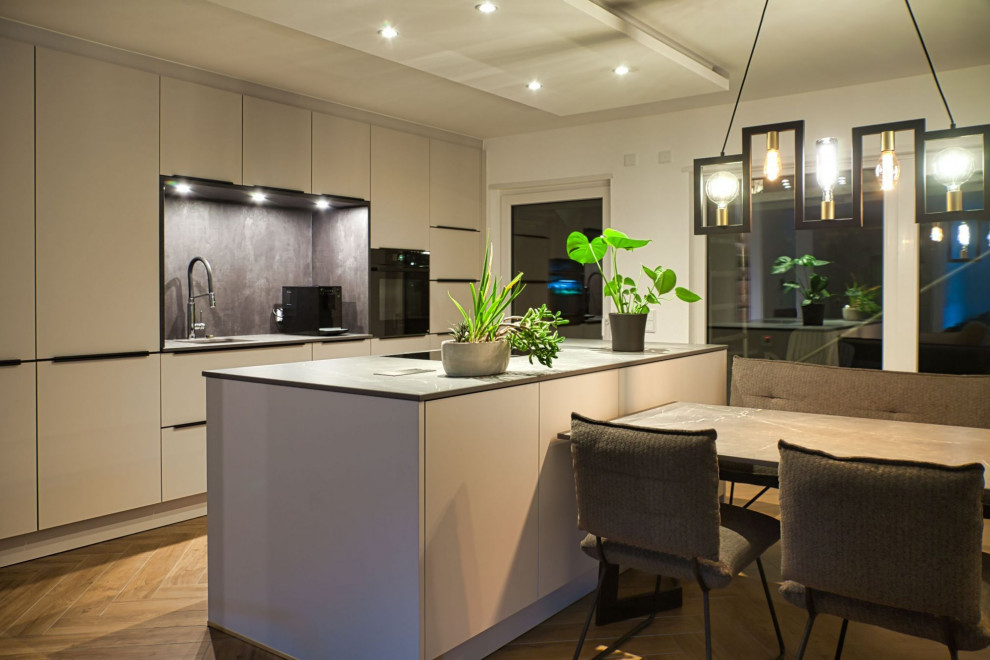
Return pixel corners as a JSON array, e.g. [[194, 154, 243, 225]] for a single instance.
[[276, 286, 343, 335]]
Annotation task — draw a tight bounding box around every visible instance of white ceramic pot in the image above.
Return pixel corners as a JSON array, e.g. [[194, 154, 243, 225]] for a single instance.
[[441, 340, 511, 377]]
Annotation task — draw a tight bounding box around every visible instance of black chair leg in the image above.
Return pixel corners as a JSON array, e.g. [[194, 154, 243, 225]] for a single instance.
[[795, 612, 817, 660], [702, 589, 712, 660], [756, 558, 785, 659], [729, 481, 735, 505], [834, 618, 848, 659], [573, 562, 607, 660]]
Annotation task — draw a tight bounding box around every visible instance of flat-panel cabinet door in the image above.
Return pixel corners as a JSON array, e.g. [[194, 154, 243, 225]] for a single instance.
[[0, 38, 34, 361], [160, 77, 242, 184], [162, 424, 206, 501], [0, 363, 38, 539], [313, 113, 370, 200], [36, 49, 159, 358], [617, 349, 727, 416], [243, 96, 311, 193], [37, 356, 161, 529], [537, 371, 618, 597], [425, 384, 540, 658], [430, 140, 481, 230], [429, 228, 481, 280], [369, 335, 430, 355], [161, 343, 312, 427], [370, 126, 429, 250], [430, 281, 476, 334], [312, 339, 371, 361]]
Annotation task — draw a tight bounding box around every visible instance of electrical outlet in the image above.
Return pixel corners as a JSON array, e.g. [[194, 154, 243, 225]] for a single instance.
[[623, 153, 637, 167], [646, 310, 656, 333]]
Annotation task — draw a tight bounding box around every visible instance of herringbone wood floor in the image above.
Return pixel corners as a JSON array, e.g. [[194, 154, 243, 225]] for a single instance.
[[0, 487, 988, 659]]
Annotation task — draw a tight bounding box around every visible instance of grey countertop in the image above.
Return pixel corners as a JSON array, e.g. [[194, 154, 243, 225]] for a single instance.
[[163, 332, 372, 353], [204, 339, 726, 401]]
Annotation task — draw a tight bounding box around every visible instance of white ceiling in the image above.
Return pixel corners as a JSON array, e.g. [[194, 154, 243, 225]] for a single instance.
[[0, 0, 988, 139]]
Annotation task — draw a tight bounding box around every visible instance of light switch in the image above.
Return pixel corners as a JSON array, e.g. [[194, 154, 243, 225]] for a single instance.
[[623, 153, 637, 167], [658, 150, 672, 164]]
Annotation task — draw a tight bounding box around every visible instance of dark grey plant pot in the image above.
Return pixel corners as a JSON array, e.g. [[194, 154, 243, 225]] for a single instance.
[[802, 303, 826, 326], [609, 313, 648, 352], [441, 340, 510, 377]]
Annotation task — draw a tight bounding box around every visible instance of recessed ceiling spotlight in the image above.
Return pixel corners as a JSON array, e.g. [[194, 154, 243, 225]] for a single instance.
[[527, 80, 542, 91], [250, 191, 267, 203], [315, 199, 331, 210], [174, 182, 193, 195], [379, 24, 398, 39], [613, 65, 630, 76], [475, 1, 497, 13]]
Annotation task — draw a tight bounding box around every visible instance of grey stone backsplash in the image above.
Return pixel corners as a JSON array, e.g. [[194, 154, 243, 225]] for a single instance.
[[164, 198, 369, 339]]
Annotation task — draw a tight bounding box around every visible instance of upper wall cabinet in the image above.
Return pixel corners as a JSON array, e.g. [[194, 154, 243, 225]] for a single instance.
[[36, 48, 160, 358], [430, 140, 482, 231], [313, 113, 370, 200], [370, 126, 430, 250], [243, 96, 311, 193], [0, 38, 35, 361], [160, 77, 242, 184]]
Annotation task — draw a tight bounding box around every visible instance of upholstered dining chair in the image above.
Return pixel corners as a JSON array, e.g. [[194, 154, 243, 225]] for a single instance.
[[569, 413, 785, 660], [777, 440, 990, 659]]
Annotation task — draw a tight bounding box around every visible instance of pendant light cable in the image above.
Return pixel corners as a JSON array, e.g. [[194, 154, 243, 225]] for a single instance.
[[720, 0, 770, 156], [904, 0, 955, 129]]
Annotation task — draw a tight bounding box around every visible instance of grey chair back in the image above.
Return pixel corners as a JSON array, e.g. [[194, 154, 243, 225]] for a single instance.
[[730, 356, 990, 428], [570, 413, 721, 561], [778, 440, 985, 623]]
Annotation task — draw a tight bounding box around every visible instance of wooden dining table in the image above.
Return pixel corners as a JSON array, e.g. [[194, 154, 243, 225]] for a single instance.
[[560, 401, 990, 491]]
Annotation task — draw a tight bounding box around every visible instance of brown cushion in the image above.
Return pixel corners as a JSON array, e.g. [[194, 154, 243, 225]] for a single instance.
[[730, 356, 990, 428], [580, 502, 780, 590], [778, 440, 985, 625]]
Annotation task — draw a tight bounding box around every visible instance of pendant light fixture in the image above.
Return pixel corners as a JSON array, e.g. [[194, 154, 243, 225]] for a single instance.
[[876, 131, 900, 191], [930, 223, 944, 242], [764, 131, 782, 182], [816, 137, 839, 220], [957, 221, 971, 259], [705, 170, 741, 226]]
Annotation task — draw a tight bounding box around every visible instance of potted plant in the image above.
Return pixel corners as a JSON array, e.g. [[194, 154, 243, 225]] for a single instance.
[[443, 243, 567, 377], [566, 228, 700, 352], [843, 278, 881, 321], [771, 254, 831, 326]]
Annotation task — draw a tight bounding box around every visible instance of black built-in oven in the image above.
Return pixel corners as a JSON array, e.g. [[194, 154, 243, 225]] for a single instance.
[[369, 248, 430, 337]]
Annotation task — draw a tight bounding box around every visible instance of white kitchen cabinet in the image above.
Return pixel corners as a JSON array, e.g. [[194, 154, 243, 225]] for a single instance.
[[429, 333, 449, 350], [0, 38, 34, 361], [370, 126, 430, 250], [430, 281, 476, 334], [311, 338, 371, 361], [160, 77, 242, 184], [430, 140, 482, 230], [617, 348, 727, 415], [312, 113, 370, 200], [537, 371, 618, 597], [37, 355, 161, 529], [243, 96, 311, 193], [35, 48, 160, 359], [162, 424, 207, 502], [424, 384, 540, 658], [161, 343, 312, 427], [0, 364, 38, 539], [429, 227, 482, 281], [369, 335, 430, 355]]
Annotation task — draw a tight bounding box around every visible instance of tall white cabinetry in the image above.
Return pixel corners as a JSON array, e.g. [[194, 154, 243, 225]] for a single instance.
[[37, 356, 161, 529], [0, 364, 37, 538], [243, 96, 311, 193], [370, 126, 430, 250], [160, 77, 242, 184], [0, 38, 34, 362], [35, 48, 160, 358]]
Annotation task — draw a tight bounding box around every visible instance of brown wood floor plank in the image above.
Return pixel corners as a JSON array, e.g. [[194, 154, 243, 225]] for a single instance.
[[115, 540, 193, 603]]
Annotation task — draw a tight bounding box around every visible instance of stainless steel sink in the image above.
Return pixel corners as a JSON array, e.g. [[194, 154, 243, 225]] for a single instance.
[[175, 337, 252, 344]]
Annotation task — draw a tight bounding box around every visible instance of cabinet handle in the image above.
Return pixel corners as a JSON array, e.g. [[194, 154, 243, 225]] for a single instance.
[[431, 225, 480, 233], [170, 421, 207, 430], [0, 359, 23, 367], [434, 278, 479, 283], [52, 351, 152, 363]]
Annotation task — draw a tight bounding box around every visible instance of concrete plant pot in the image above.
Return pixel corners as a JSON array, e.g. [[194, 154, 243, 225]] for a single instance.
[[441, 340, 511, 377], [609, 313, 648, 352]]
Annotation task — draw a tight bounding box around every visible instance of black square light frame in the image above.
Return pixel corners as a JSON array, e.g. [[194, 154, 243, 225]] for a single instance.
[[851, 118, 925, 227], [693, 154, 747, 235], [742, 120, 805, 230], [916, 123, 990, 224]]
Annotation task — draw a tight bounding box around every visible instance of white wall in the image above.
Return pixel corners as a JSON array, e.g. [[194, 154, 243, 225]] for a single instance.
[[485, 64, 990, 350]]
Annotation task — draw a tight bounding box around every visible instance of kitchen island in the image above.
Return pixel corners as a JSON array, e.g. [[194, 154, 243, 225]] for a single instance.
[[204, 340, 727, 659]]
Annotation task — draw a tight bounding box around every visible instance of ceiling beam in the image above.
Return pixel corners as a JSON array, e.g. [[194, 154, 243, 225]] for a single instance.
[[561, 0, 729, 90]]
